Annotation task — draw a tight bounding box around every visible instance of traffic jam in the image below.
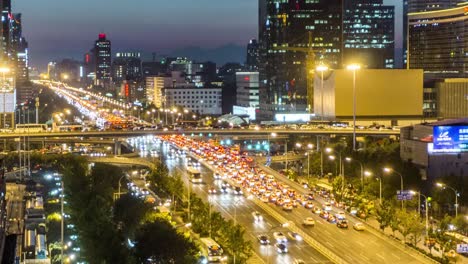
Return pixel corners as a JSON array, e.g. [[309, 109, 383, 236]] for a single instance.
[[160, 135, 365, 232]]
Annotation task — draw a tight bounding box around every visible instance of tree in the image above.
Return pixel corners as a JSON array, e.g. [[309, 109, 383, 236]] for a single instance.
[[221, 223, 252, 264], [396, 209, 424, 245], [114, 194, 152, 239], [134, 219, 198, 264], [375, 200, 395, 231]]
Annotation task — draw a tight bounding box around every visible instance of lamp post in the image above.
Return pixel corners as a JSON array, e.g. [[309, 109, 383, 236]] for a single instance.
[[383, 167, 404, 209], [410, 190, 429, 236], [0, 67, 10, 129], [435, 182, 458, 217], [322, 147, 332, 178], [306, 143, 314, 180], [267, 132, 277, 156], [117, 175, 126, 200], [365, 171, 382, 205], [60, 180, 64, 264], [346, 64, 361, 151], [316, 65, 328, 120], [345, 157, 364, 190]]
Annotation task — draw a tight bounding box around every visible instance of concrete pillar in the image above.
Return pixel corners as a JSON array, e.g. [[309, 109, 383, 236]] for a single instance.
[[114, 141, 122, 155]]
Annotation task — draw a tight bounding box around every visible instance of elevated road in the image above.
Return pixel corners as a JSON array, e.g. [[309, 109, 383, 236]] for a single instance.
[[0, 128, 399, 139]]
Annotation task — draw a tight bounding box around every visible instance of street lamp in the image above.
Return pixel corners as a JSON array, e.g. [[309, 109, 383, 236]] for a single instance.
[[435, 182, 459, 217], [345, 157, 364, 190], [364, 170, 382, 205], [409, 190, 429, 236], [316, 65, 328, 120], [0, 67, 10, 129], [346, 63, 361, 151], [267, 132, 277, 156], [305, 143, 314, 180], [383, 167, 404, 208]]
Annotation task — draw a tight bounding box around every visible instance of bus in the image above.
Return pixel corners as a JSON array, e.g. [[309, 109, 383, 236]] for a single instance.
[[200, 237, 227, 263], [15, 124, 47, 133], [187, 166, 202, 183]]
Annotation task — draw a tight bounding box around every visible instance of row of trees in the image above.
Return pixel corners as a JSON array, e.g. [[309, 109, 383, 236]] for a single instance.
[[147, 160, 253, 263], [58, 156, 199, 263]]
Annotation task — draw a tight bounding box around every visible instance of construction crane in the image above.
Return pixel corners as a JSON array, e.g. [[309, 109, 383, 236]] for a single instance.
[[272, 32, 325, 113]]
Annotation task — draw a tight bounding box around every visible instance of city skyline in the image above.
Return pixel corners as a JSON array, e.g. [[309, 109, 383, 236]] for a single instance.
[[14, 0, 257, 68], [15, 0, 402, 68]]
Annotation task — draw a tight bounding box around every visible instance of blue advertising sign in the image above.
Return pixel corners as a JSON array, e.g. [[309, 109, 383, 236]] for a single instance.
[[433, 126, 468, 153]]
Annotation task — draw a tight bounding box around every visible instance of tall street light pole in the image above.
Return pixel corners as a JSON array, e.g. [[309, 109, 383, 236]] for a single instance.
[[435, 182, 458, 217], [346, 64, 361, 151], [410, 191, 429, 236], [316, 65, 328, 120], [383, 167, 404, 209], [345, 157, 364, 190]]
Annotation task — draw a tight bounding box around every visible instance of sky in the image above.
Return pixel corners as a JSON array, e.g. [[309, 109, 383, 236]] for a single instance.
[[14, 0, 258, 68], [14, 0, 401, 69]]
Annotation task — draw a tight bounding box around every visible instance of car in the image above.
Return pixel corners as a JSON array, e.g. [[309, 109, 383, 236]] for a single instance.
[[335, 212, 346, 220], [233, 186, 243, 195], [282, 203, 293, 211], [257, 235, 270, 245], [313, 207, 322, 214], [337, 219, 349, 228], [213, 173, 221, 180], [353, 222, 365, 231], [327, 215, 337, 223], [219, 186, 229, 193], [273, 232, 288, 242], [252, 211, 263, 222], [275, 243, 288, 254], [319, 211, 329, 219], [294, 259, 306, 264], [208, 187, 217, 194], [287, 232, 303, 241], [302, 217, 315, 226], [323, 202, 332, 211], [304, 201, 314, 209]]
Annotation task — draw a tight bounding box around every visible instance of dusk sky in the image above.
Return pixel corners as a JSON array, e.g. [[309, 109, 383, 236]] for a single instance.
[[14, 0, 401, 69], [14, 0, 258, 68]]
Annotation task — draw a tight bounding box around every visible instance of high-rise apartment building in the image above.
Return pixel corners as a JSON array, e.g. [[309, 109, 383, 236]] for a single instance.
[[93, 33, 111, 91], [10, 13, 31, 104], [258, 0, 343, 120], [343, 0, 395, 69], [408, 3, 468, 79], [1, 0, 11, 60]]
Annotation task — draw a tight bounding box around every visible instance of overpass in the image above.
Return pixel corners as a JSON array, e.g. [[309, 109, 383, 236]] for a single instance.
[[0, 128, 399, 139], [87, 156, 155, 169]]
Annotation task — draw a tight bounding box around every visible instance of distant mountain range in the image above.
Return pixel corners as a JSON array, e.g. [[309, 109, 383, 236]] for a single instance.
[[166, 44, 246, 65]]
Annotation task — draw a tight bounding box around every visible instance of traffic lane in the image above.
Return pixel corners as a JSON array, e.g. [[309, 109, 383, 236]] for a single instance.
[[167, 160, 331, 264], [255, 166, 427, 263], [259, 196, 422, 264]]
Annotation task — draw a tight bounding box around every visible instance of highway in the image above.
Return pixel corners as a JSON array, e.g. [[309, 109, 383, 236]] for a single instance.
[[5, 183, 25, 235], [150, 136, 436, 264], [136, 139, 332, 264]]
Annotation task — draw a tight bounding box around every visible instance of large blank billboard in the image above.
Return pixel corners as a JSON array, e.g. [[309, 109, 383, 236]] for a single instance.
[[315, 69, 423, 118]]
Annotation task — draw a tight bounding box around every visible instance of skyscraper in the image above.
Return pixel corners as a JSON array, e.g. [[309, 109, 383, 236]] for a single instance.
[[343, 0, 395, 69], [1, 0, 11, 60], [246, 39, 259, 70], [112, 52, 142, 85], [258, 0, 343, 119], [408, 0, 466, 12], [408, 3, 468, 79], [93, 33, 112, 92]]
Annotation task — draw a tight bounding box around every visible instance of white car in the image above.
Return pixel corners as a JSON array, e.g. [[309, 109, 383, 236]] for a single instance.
[[323, 202, 332, 211], [275, 243, 288, 254], [353, 222, 365, 231], [335, 212, 346, 220], [287, 232, 303, 241], [302, 217, 315, 226], [273, 232, 288, 243], [252, 211, 263, 222]]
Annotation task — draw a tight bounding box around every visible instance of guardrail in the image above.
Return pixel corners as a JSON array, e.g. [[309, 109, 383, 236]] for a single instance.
[[257, 163, 439, 264]]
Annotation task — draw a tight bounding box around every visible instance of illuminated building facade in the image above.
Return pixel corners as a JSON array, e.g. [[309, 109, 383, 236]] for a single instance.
[[258, 0, 343, 120], [343, 0, 395, 68], [408, 0, 466, 12], [93, 33, 112, 91], [409, 3, 468, 79], [112, 52, 142, 85], [246, 39, 259, 70]]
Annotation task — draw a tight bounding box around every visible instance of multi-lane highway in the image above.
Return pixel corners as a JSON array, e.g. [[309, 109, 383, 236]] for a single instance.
[[142, 136, 435, 264], [131, 138, 331, 264]]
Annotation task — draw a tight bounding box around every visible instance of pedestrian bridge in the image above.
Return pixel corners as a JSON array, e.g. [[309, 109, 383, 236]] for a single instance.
[[87, 156, 155, 169]]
